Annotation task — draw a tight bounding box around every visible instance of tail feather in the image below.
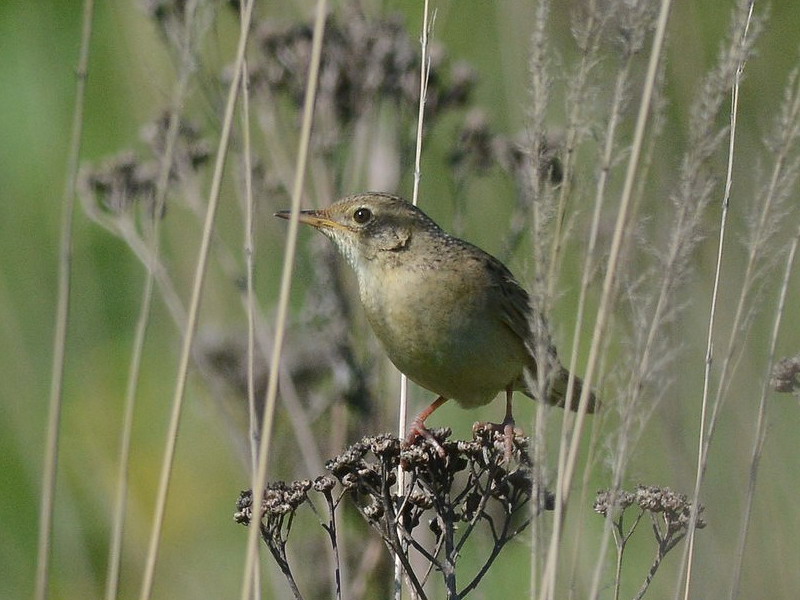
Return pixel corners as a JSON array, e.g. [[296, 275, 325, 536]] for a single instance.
[[549, 368, 598, 413]]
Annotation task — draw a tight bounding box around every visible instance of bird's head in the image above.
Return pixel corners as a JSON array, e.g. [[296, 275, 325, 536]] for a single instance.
[[275, 193, 441, 270]]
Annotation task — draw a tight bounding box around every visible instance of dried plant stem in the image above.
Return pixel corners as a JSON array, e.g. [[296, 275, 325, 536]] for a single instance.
[[729, 222, 799, 599], [382, 489, 428, 599], [544, 0, 604, 304], [137, 1, 256, 598], [540, 1, 673, 598], [526, 2, 552, 597], [35, 2, 94, 599], [633, 536, 671, 600], [726, 65, 800, 591], [78, 208, 188, 326], [105, 42, 195, 600], [411, 2, 432, 210], [709, 3, 772, 428], [573, 47, 636, 600], [160, 194, 327, 479], [567, 412, 604, 600], [396, 3, 432, 598], [239, 52, 263, 600], [612, 509, 646, 600], [161, 208, 327, 479], [241, 56, 258, 477], [237, 62, 258, 471], [239, 1, 327, 598], [681, 4, 755, 597], [590, 64, 689, 600], [254, 87, 296, 197], [309, 490, 344, 600], [262, 521, 305, 600]]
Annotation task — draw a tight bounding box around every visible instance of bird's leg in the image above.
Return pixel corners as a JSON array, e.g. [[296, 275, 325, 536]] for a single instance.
[[406, 396, 448, 457], [471, 387, 519, 462], [502, 388, 515, 463]]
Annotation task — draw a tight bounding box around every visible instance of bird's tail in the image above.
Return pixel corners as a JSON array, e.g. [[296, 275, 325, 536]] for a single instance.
[[549, 367, 599, 413]]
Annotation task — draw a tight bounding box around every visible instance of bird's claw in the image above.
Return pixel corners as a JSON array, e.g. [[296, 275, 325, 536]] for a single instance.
[[472, 419, 522, 463], [405, 422, 447, 457]]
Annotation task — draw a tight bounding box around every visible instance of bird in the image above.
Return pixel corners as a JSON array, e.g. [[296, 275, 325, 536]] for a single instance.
[[275, 192, 597, 458]]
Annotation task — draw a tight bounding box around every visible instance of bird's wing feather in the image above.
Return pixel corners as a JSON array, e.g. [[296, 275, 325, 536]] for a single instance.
[[482, 255, 535, 344], [482, 253, 567, 384]]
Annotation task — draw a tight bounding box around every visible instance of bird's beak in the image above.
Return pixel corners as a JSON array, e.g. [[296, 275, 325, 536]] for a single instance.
[[274, 209, 346, 231]]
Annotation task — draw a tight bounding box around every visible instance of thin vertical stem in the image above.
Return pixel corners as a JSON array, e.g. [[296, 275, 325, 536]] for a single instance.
[[527, 3, 551, 596], [35, 2, 95, 599], [395, 2, 432, 598], [137, 0, 256, 597], [411, 0, 431, 209], [729, 223, 799, 599], [104, 4, 198, 597], [540, 0, 673, 597], [238, 1, 328, 598], [242, 57, 258, 482], [681, 4, 754, 598], [580, 48, 639, 600], [104, 69, 193, 600], [240, 42, 263, 600]]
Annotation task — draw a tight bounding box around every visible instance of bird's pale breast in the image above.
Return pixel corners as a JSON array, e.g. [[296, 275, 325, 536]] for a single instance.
[[356, 256, 530, 407]]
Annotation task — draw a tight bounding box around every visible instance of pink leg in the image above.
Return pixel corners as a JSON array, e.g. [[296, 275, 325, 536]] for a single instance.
[[406, 396, 448, 457], [503, 388, 515, 462], [470, 388, 520, 462]]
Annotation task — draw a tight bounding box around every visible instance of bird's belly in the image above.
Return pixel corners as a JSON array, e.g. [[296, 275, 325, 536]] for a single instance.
[[362, 281, 528, 407]]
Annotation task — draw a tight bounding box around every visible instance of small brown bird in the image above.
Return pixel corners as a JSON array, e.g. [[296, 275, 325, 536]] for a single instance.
[[276, 193, 596, 456]]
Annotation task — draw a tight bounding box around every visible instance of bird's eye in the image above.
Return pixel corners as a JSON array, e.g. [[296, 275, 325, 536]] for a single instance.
[[353, 207, 372, 224]]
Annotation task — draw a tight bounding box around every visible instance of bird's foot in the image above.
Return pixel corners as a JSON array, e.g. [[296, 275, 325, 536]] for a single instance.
[[472, 419, 523, 463], [405, 421, 447, 458]]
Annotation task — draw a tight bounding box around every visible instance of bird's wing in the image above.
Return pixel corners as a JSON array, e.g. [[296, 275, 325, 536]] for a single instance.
[[488, 259, 534, 344], [483, 253, 561, 368], [480, 251, 598, 412], [478, 255, 538, 350]]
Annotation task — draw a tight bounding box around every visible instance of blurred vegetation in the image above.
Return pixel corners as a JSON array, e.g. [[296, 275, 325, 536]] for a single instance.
[[2, 1, 800, 599]]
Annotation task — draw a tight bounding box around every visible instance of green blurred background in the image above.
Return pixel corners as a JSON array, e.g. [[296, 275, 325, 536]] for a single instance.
[[2, 1, 800, 598]]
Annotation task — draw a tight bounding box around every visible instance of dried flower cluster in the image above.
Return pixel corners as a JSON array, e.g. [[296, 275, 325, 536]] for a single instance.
[[142, 113, 211, 172], [770, 354, 800, 394], [79, 114, 210, 217], [235, 478, 317, 525], [450, 109, 564, 186], [595, 485, 706, 600], [235, 476, 337, 599], [237, 428, 550, 599], [594, 484, 706, 532], [252, 11, 475, 135], [81, 152, 158, 215]]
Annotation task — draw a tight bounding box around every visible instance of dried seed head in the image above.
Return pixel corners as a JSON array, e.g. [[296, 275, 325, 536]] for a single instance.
[[313, 476, 336, 493], [141, 113, 211, 171], [771, 354, 800, 394], [593, 489, 636, 516], [80, 152, 158, 216]]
